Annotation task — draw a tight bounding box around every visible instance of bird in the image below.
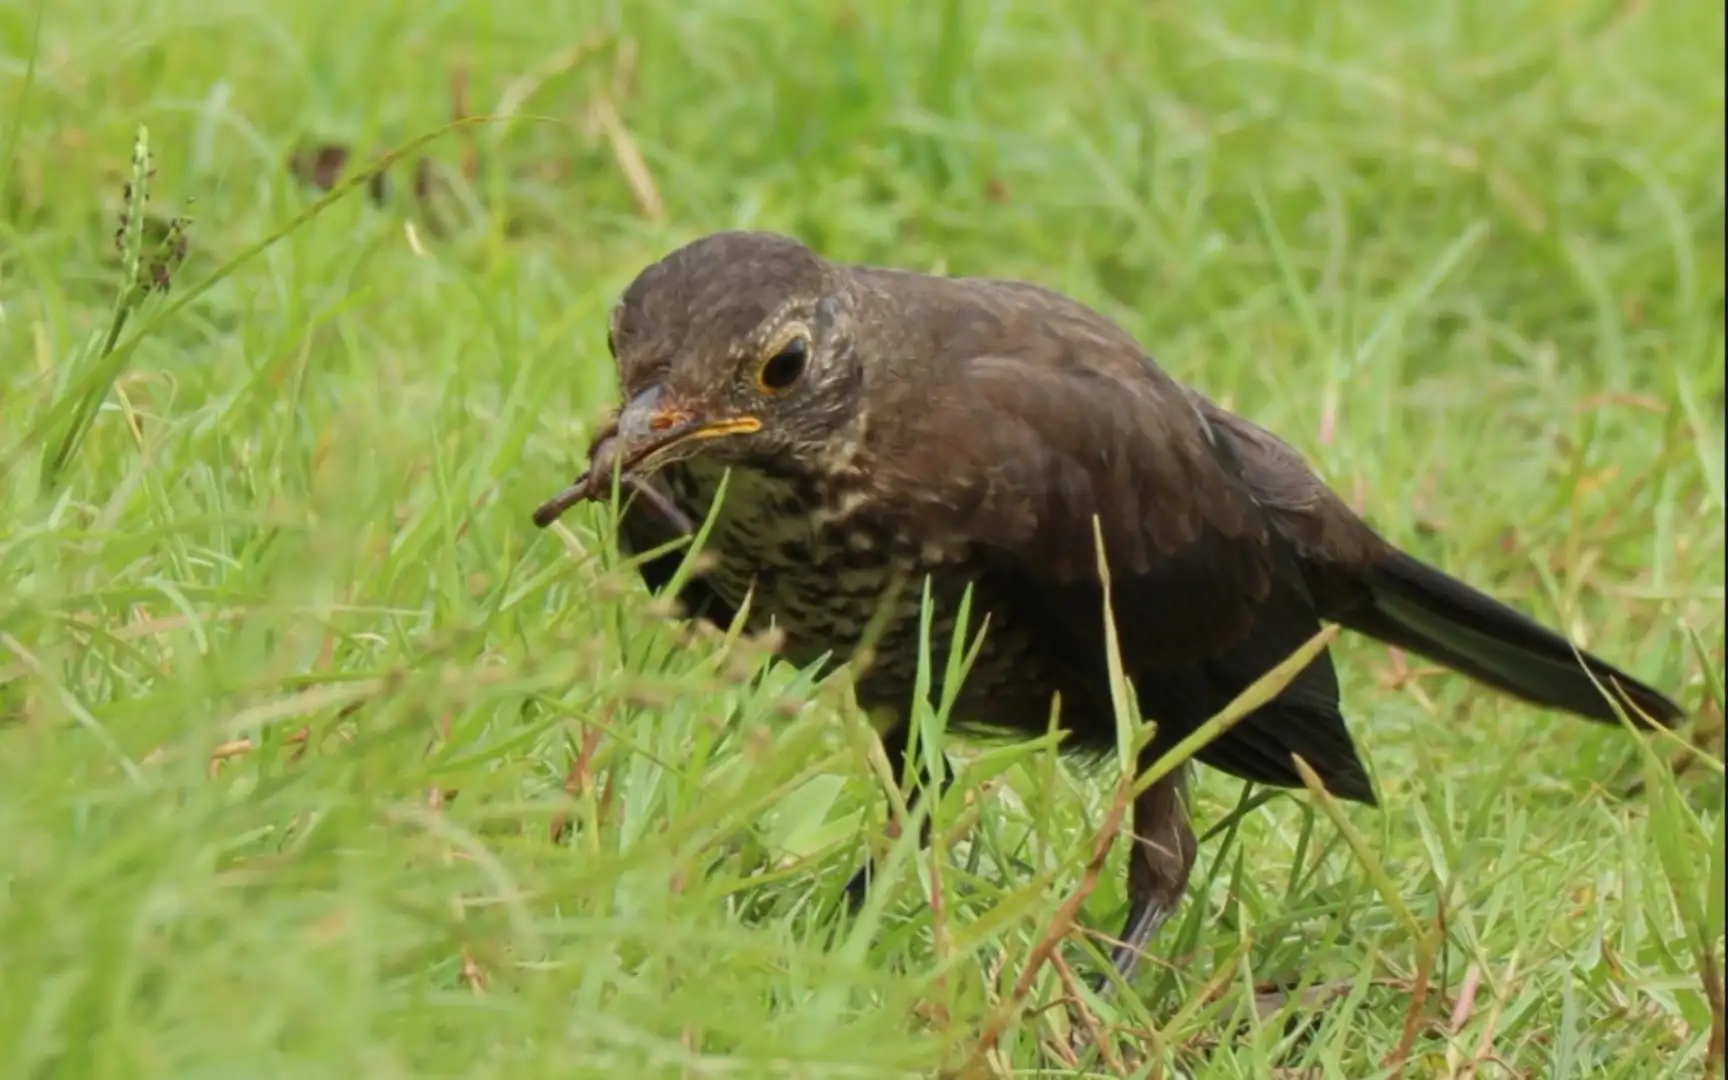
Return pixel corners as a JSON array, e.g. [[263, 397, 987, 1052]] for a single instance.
[[531, 230, 1686, 986]]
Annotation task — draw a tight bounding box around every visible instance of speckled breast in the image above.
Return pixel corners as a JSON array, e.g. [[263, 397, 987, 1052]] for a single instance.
[[656, 459, 1060, 725]]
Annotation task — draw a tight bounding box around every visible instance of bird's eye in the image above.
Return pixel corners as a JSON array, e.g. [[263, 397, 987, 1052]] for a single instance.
[[755, 337, 809, 394]]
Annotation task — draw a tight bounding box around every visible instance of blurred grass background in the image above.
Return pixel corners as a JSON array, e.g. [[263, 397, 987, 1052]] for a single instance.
[[0, 0, 1723, 1076]]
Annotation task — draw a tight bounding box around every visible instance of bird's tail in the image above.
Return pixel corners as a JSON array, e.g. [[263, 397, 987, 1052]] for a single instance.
[[1333, 550, 1683, 728]]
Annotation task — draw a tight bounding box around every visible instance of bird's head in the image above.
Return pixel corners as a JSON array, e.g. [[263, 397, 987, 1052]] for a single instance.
[[533, 231, 866, 528]]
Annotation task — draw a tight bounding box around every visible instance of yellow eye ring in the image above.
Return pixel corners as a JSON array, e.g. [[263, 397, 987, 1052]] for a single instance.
[[755, 335, 810, 394]]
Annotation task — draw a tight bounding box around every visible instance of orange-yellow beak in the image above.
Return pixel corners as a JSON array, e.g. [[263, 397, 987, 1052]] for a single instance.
[[531, 386, 761, 528], [609, 385, 763, 453]]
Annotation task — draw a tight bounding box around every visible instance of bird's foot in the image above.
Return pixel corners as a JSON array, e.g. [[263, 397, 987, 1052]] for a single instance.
[[1065, 897, 1177, 1060]]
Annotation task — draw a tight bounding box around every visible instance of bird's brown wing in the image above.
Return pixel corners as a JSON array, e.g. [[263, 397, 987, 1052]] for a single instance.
[[871, 353, 1374, 801], [877, 354, 1281, 664]]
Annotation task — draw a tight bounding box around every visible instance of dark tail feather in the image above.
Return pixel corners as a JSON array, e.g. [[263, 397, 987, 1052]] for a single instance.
[[1334, 550, 1684, 729]]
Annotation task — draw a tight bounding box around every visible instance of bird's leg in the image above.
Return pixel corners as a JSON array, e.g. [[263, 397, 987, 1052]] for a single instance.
[[1105, 751, 1197, 987], [1067, 751, 1199, 1063], [842, 716, 948, 911]]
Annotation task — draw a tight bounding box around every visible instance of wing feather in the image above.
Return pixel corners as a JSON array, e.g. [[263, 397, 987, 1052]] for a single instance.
[[870, 349, 1374, 802], [877, 354, 1278, 665]]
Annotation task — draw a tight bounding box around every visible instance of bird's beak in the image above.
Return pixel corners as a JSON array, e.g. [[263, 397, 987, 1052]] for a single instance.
[[609, 385, 764, 459], [530, 385, 761, 528]]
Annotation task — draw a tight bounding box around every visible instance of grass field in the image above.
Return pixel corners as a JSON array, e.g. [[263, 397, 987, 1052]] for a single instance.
[[2, 0, 1724, 1076]]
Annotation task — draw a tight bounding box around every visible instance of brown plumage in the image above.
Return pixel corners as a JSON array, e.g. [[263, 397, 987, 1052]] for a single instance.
[[533, 230, 1685, 983]]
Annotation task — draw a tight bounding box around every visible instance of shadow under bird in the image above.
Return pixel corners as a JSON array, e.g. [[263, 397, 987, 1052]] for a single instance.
[[532, 230, 1685, 985]]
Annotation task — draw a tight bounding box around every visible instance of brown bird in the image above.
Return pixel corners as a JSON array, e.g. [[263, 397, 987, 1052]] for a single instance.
[[532, 231, 1684, 984]]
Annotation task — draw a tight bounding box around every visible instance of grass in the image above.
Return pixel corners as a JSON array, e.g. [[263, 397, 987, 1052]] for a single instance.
[[1, 0, 1723, 1075]]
